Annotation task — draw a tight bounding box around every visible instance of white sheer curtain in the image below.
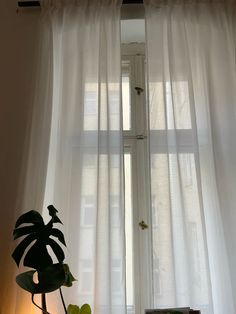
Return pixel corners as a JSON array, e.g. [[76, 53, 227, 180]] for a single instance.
[[145, 1, 236, 314], [12, 1, 126, 314], [43, 1, 126, 313]]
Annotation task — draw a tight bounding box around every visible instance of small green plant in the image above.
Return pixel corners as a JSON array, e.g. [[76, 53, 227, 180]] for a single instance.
[[12, 205, 91, 314], [67, 304, 91, 314]]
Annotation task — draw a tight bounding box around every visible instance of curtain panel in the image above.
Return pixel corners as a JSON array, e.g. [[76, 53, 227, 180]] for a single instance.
[[43, 1, 125, 313], [10, 1, 125, 314], [145, 1, 236, 314]]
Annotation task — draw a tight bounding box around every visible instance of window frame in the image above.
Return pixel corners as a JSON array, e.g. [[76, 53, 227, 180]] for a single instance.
[[122, 43, 153, 314]]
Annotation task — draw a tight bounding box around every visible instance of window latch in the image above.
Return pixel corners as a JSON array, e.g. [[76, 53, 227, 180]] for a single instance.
[[136, 134, 147, 140], [139, 220, 149, 230], [135, 86, 144, 95]]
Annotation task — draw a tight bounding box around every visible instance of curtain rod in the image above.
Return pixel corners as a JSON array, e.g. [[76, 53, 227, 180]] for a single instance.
[[18, 0, 143, 7]]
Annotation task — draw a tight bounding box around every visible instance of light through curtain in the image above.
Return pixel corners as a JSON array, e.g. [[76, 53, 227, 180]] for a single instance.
[[145, 1, 236, 314], [43, 1, 125, 314], [12, 1, 125, 314]]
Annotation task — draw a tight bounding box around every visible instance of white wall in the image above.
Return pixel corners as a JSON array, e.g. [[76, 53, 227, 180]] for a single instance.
[[0, 1, 40, 312]]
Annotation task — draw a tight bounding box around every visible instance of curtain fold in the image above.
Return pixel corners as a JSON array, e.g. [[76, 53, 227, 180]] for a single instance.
[[43, 1, 126, 313], [145, 1, 236, 314], [11, 1, 125, 314]]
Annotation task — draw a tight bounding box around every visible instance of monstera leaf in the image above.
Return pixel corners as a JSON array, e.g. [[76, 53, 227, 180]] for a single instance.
[[12, 205, 66, 270], [12, 206, 82, 313], [63, 264, 77, 287], [16, 263, 66, 294]]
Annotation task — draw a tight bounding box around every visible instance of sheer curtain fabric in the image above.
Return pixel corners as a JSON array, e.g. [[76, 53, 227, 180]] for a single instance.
[[43, 1, 125, 314], [13, 1, 125, 314], [145, 1, 236, 314]]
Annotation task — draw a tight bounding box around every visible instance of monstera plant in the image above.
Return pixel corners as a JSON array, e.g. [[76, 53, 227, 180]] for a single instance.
[[12, 205, 91, 314]]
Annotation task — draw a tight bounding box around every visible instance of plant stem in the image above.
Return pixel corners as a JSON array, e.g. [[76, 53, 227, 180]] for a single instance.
[[59, 287, 67, 314], [31, 294, 50, 314], [42, 293, 47, 314]]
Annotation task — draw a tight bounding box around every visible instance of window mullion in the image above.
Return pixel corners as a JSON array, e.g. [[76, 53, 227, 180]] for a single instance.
[[122, 45, 152, 314], [134, 55, 153, 313]]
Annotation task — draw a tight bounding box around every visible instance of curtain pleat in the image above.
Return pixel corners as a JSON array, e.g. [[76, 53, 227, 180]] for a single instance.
[[11, 1, 125, 314], [145, 1, 236, 313]]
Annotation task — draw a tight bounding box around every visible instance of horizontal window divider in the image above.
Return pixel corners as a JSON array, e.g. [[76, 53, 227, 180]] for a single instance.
[[149, 146, 196, 154], [124, 134, 147, 140]]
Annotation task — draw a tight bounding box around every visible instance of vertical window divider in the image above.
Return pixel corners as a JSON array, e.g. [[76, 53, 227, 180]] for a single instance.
[[122, 43, 153, 314]]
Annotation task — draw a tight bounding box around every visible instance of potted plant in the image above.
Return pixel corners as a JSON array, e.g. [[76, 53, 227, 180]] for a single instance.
[[12, 204, 91, 314]]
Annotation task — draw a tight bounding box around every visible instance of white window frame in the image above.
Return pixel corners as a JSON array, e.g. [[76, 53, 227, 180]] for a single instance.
[[122, 43, 153, 314]]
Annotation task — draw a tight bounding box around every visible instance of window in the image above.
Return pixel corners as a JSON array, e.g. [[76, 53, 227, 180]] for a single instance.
[[122, 43, 208, 314], [122, 44, 152, 314], [84, 91, 97, 115], [81, 196, 95, 227]]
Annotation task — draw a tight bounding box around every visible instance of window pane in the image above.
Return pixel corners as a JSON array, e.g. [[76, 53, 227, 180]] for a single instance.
[[149, 81, 192, 130], [122, 64, 131, 131], [151, 153, 209, 307], [124, 153, 134, 311], [83, 83, 120, 131]]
